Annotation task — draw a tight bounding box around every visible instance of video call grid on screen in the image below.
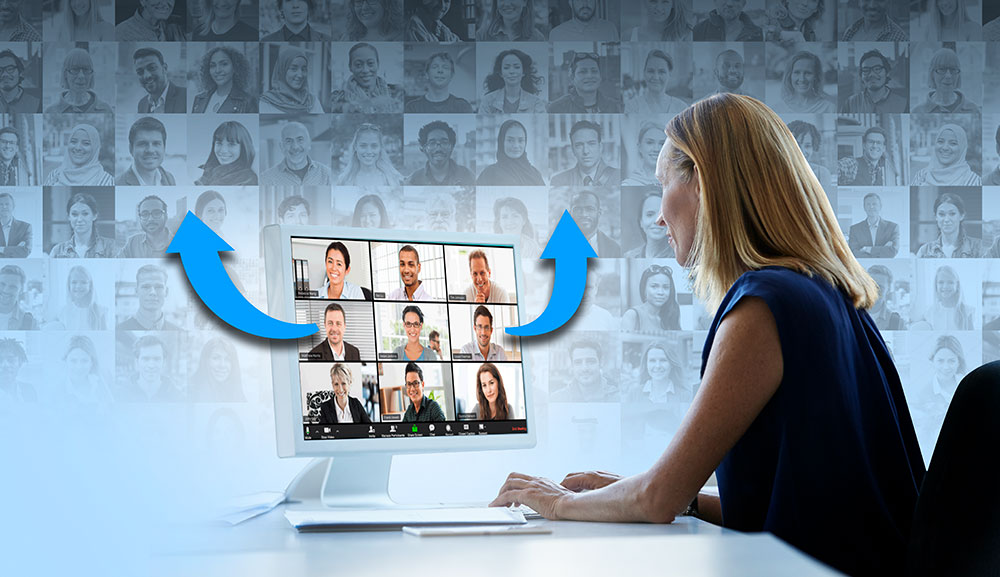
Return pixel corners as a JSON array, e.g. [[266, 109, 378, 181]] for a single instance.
[[289, 235, 526, 440]]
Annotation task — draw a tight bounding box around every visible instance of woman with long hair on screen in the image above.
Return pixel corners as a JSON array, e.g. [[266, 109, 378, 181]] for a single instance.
[[911, 0, 981, 41], [195, 121, 258, 186], [341, 0, 404, 40], [45, 48, 113, 113], [491, 94, 924, 577], [189, 337, 245, 402], [352, 194, 390, 228], [786, 120, 834, 193], [623, 190, 674, 259], [61, 335, 112, 404], [493, 197, 541, 260], [910, 264, 974, 331], [476, 0, 543, 41], [623, 122, 666, 187], [624, 50, 688, 115], [338, 123, 403, 187], [778, 51, 835, 113], [915, 192, 983, 258], [392, 305, 438, 361], [625, 0, 692, 41], [192, 46, 258, 114], [624, 342, 689, 404], [473, 363, 511, 420], [49, 192, 116, 258], [48, 266, 107, 330], [259, 45, 324, 114], [476, 119, 544, 186], [53, 0, 114, 40], [479, 49, 546, 114], [192, 0, 259, 40], [43, 124, 114, 186], [621, 264, 681, 332]]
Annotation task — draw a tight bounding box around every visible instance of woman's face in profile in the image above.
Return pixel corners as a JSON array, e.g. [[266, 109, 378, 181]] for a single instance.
[[331, 374, 349, 403], [500, 54, 524, 87], [497, 0, 526, 23], [790, 58, 816, 95], [70, 0, 90, 17], [65, 347, 93, 377], [934, 129, 960, 166], [498, 205, 526, 236], [645, 348, 670, 381], [355, 0, 384, 28], [935, 201, 963, 236], [795, 132, 815, 161], [209, 51, 234, 88], [286, 56, 308, 90], [209, 347, 232, 383], [644, 56, 671, 94], [479, 371, 499, 404], [644, 272, 672, 307], [935, 269, 958, 301], [214, 137, 241, 166], [655, 139, 700, 265], [68, 201, 97, 236], [932, 347, 959, 380], [640, 195, 666, 241], [355, 130, 381, 167], [68, 129, 94, 167], [646, 0, 674, 22], [200, 198, 227, 232], [350, 47, 379, 88], [403, 312, 422, 342], [503, 124, 526, 159], [68, 269, 91, 303], [356, 201, 382, 228]]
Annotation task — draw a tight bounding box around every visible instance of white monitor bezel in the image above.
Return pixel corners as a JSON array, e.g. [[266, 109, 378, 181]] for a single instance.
[[263, 224, 537, 458]]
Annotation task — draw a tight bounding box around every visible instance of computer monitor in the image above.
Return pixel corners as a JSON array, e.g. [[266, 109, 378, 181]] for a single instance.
[[263, 225, 535, 507]]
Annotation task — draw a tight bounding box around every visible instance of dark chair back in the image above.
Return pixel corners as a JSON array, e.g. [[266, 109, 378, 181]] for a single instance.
[[907, 361, 1000, 577]]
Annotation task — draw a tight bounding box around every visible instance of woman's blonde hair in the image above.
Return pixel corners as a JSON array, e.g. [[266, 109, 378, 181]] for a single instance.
[[662, 93, 877, 312]]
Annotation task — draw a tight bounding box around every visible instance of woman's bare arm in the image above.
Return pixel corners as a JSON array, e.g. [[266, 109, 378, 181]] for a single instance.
[[491, 297, 783, 523]]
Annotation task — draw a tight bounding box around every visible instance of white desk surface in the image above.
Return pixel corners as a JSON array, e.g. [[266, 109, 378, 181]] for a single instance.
[[154, 503, 844, 576]]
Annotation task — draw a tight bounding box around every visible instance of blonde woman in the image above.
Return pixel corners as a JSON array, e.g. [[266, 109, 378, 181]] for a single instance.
[[491, 94, 924, 577]]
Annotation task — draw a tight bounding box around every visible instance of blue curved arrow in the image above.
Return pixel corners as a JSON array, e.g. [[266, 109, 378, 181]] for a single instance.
[[167, 211, 318, 340], [505, 210, 597, 337]]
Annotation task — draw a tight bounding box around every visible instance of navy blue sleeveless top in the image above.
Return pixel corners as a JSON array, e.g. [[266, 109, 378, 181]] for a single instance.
[[702, 267, 925, 577]]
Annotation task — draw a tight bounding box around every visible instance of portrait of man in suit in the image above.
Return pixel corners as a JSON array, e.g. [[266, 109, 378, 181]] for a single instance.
[[848, 192, 899, 258], [133, 47, 186, 113], [570, 189, 621, 257], [0, 192, 31, 257], [309, 303, 361, 361], [551, 120, 621, 187]]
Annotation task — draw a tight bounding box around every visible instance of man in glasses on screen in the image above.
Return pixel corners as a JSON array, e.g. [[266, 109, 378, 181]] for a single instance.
[[401, 362, 445, 423], [460, 306, 507, 361], [840, 49, 907, 114], [547, 53, 620, 114], [119, 195, 172, 258], [0, 50, 39, 112]]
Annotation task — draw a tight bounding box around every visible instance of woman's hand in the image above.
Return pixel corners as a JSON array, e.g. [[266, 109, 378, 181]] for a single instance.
[[489, 472, 575, 520], [560, 470, 623, 492]]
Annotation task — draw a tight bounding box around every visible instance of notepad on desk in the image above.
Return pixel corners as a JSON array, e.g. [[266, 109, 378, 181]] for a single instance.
[[285, 507, 527, 533]]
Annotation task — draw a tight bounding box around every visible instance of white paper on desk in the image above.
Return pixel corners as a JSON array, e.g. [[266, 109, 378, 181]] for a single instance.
[[215, 491, 286, 525], [285, 507, 526, 529]]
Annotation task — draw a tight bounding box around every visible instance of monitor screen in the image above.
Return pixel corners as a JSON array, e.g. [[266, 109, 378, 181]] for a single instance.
[[289, 235, 527, 441]]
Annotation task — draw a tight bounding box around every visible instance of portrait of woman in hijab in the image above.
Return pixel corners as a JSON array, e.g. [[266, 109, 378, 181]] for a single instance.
[[195, 120, 258, 186], [43, 124, 114, 186], [476, 119, 544, 186], [259, 45, 323, 114], [911, 123, 981, 186]]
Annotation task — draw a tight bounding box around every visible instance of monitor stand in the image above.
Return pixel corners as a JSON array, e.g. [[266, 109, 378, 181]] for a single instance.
[[285, 455, 398, 509]]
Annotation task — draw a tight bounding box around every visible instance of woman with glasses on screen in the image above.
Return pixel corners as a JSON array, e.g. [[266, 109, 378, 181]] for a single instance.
[[393, 305, 438, 361], [318, 363, 372, 424], [473, 363, 511, 421], [476, 119, 544, 186], [338, 124, 403, 187], [49, 193, 116, 258], [479, 49, 546, 114], [192, 46, 258, 114], [476, 0, 544, 41], [45, 48, 113, 113], [195, 121, 258, 186], [491, 94, 924, 577], [43, 124, 114, 186], [911, 47, 979, 114], [621, 264, 681, 333]]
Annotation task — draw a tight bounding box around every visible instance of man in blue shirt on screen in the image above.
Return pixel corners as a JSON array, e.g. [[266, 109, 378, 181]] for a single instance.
[[401, 362, 445, 422], [460, 306, 507, 361]]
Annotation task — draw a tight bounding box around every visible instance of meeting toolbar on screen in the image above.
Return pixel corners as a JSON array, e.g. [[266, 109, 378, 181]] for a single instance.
[[290, 236, 527, 440]]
